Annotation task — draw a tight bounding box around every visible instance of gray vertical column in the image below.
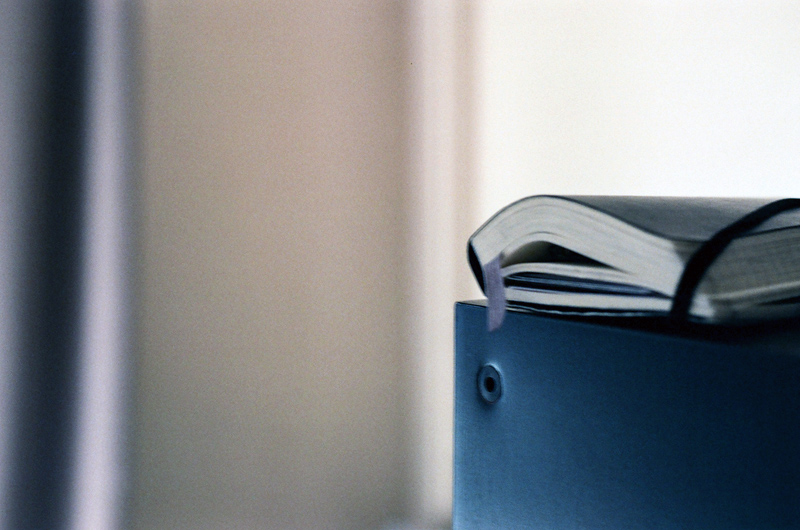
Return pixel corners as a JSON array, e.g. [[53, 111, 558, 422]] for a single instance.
[[0, 2, 46, 528], [0, 1, 137, 529]]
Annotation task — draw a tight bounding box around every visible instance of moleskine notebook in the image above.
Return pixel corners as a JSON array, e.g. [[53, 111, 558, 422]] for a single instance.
[[467, 196, 800, 326]]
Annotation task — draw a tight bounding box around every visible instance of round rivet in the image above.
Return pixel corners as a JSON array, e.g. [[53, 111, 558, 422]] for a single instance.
[[478, 364, 502, 404]]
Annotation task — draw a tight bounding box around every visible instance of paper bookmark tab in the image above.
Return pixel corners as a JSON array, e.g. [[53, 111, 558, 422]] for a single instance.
[[484, 256, 506, 331]]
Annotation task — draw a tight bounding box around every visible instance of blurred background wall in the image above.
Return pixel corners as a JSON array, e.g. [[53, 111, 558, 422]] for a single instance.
[[473, 1, 800, 218], [127, 1, 800, 529], [133, 2, 414, 529]]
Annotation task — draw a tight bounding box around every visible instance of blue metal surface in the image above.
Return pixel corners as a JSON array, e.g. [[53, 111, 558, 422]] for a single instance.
[[454, 301, 800, 529]]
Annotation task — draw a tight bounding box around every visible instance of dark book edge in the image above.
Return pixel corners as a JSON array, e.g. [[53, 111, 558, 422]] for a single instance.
[[467, 240, 484, 292]]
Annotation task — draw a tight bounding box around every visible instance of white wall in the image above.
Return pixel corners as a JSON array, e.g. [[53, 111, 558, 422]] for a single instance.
[[133, 3, 410, 529], [474, 1, 800, 220], [406, 1, 481, 525]]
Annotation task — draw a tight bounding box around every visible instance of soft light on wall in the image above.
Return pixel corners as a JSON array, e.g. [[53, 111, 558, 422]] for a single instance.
[[473, 1, 800, 221]]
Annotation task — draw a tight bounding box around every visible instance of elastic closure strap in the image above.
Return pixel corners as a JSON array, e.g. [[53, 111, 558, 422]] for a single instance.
[[670, 198, 800, 320]]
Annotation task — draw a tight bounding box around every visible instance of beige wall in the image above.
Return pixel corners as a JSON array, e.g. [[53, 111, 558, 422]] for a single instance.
[[132, 2, 411, 529]]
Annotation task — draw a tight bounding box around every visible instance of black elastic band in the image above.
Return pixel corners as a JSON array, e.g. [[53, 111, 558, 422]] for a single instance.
[[670, 198, 800, 320]]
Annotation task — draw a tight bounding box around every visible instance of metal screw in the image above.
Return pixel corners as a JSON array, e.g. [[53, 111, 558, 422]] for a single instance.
[[478, 364, 502, 404]]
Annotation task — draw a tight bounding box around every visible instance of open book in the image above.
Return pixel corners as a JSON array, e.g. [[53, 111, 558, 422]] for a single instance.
[[468, 196, 800, 324]]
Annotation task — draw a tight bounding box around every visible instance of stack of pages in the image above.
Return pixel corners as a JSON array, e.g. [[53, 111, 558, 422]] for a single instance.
[[468, 196, 800, 323]]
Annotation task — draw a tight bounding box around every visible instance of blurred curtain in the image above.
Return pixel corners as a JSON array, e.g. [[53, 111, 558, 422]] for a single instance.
[[0, 2, 136, 529]]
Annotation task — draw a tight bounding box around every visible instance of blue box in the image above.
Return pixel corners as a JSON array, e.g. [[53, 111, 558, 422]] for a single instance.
[[454, 301, 800, 529]]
